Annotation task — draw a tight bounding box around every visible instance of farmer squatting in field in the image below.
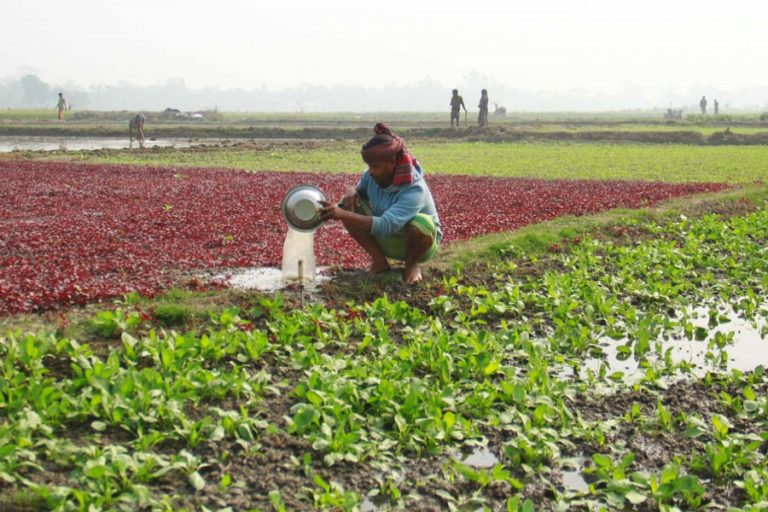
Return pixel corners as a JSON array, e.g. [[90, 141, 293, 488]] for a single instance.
[[319, 123, 442, 284]]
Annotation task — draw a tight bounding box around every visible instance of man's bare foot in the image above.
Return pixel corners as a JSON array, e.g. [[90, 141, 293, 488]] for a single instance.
[[368, 260, 391, 274], [403, 264, 422, 283]]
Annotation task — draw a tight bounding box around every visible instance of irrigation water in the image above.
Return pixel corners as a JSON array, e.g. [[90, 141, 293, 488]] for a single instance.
[[213, 227, 324, 292], [0, 136, 224, 152], [281, 227, 317, 286], [556, 302, 768, 383]]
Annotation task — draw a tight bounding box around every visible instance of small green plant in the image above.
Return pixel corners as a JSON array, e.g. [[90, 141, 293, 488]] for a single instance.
[[307, 475, 360, 511], [506, 496, 536, 512], [453, 462, 524, 490], [89, 309, 142, 338], [153, 304, 190, 327], [647, 463, 706, 509]]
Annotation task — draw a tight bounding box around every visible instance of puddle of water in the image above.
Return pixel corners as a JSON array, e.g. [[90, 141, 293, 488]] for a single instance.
[[460, 446, 499, 468], [214, 266, 329, 292], [564, 303, 767, 381], [560, 456, 589, 492], [0, 136, 226, 152], [360, 494, 388, 512], [562, 470, 589, 492], [699, 308, 768, 372], [222, 267, 285, 291]]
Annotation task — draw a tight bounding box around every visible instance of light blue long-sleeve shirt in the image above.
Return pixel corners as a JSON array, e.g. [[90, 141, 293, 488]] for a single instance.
[[356, 163, 443, 242]]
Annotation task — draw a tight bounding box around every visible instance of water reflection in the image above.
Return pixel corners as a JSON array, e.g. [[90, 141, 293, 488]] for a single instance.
[[562, 303, 767, 380], [461, 446, 499, 468], [0, 136, 218, 152], [562, 470, 589, 492]]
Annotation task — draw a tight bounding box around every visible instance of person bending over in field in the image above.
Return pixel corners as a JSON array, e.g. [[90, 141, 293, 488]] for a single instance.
[[319, 123, 442, 283], [129, 113, 146, 148]]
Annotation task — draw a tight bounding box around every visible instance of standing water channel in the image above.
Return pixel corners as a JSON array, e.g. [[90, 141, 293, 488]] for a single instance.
[[0, 136, 225, 152]]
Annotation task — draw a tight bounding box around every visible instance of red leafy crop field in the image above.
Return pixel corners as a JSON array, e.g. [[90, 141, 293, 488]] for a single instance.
[[0, 161, 727, 315]]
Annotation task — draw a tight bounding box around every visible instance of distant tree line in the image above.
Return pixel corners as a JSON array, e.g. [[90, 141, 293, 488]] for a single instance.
[[1, 74, 766, 113]]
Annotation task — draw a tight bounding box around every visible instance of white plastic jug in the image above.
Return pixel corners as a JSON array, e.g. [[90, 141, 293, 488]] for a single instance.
[[281, 227, 316, 285]]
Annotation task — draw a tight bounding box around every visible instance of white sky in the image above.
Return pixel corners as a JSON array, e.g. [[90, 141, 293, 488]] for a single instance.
[[4, 0, 767, 92]]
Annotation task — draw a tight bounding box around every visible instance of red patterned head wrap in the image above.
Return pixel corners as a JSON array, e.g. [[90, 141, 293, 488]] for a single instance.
[[360, 123, 417, 186], [360, 123, 405, 164]]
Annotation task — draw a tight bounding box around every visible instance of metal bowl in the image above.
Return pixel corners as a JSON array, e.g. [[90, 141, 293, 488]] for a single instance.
[[280, 184, 328, 232]]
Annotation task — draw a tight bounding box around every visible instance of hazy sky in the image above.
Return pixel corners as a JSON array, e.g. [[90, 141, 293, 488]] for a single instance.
[[5, 0, 767, 92]]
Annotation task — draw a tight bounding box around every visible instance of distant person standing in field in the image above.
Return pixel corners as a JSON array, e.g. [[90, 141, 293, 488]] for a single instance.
[[699, 96, 707, 115], [714, 99, 720, 115], [56, 92, 67, 122], [478, 89, 489, 127], [129, 113, 146, 148], [450, 89, 467, 126]]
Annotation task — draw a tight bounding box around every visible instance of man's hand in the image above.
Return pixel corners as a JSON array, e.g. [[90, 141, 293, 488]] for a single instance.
[[318, 200, 345, 221], [341, 187, 359, 211]]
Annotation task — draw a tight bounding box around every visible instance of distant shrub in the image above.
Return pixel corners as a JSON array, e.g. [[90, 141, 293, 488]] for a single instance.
[[760, 112, 768, 122]]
